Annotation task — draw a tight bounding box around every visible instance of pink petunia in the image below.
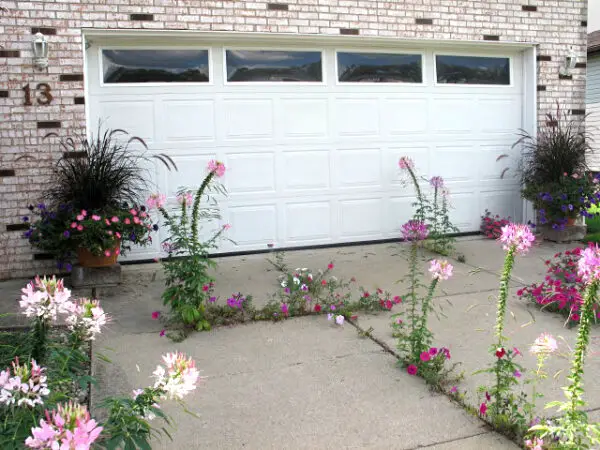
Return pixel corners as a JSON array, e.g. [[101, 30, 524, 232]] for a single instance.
[[152, 311, 160, 320], [328, 263, 334, 270], [420, 351, 431, 362], [104, 250, 111, 257], [91, 215, 101, 221], [406, 364, 418, 375], [77, 225, 83, 231], [479, 402, 487, 415], [111, 216, 119, 223], [70, 222, 77, 229], [124, 218, 131, 225], [76, 215, 84, 221]]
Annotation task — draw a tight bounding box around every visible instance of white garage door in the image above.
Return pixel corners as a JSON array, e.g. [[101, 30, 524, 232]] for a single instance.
[[86, 37, 525, 260]]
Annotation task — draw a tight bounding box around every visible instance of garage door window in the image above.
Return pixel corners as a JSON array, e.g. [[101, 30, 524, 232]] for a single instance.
[[225, 50, 323, 82], [102, 50, 210, 84], [435, 55, 510, 85], [337, 52, 422, 83]]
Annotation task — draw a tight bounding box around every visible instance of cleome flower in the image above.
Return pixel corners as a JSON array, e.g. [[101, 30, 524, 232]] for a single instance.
[[152, 352, 200, 401], [429, 176, 444, 189], [398, 156, 415, 170], [401, 220, 429, 241], [530, 333, 558, 355], [65, 298, 108, 341], [146, 193, 166, 210], [207, 160, 226, 177], [25, 401, 103, 450], [577, 244, 600, 284], [499, 223, 535, 255], [429, 259, 454, 281], [0, 358, 49, 408], [176, 191, 193, 207], [20, 276, 73, 321]]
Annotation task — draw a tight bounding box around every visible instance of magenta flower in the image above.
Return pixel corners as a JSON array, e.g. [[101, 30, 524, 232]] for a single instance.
[[398, 156, 414, 170], [207, 160, 226, 177], [420, 351, 431, 362], [152, 311, 160, 320], [429, 347, 438, 356], [479, 402, 487, 415], [281, 303, 289, 315], [406, 364, 418, 375], [159, 329, 166, 337], [429, 176, 444, 189], [499, 223, 535, 255], [514, 370, 522, 378], [429, 259, 454, 280], [577, 244, 600, 283], [450, 386, 458, 394], [401, 220, 429, 241]]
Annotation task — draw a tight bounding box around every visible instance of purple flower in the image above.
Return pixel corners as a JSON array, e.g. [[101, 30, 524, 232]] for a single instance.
[[209, 296, 217, 303], [65, 263, 72, 272], [401, 220, 429, 241], [63, 230, 70, 238], [22, 216, 29, 222], [284, 287, 290, 294], [159, 329, 166, 337], [429, 176, 444, 189], [330, 304, 336, 311], [513, 370, 522, 378], [281, 303, 289, 315]]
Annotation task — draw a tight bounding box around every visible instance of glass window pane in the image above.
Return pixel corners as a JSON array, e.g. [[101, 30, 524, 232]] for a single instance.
[[226, 50, 322, 82], [103, 50, 210, 83], [337, 52, 422, 83], [435, 55, 510, 85]]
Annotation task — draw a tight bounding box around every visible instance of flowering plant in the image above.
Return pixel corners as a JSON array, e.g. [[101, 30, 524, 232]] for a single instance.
[[480, 210, 511, 239]]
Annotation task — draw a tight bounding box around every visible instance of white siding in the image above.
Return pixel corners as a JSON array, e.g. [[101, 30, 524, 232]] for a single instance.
[[588, 56, 600, 104], [587, 56, 600, 170]]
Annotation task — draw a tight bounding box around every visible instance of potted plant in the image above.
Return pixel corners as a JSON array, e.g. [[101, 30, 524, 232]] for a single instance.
[[24, 127, 175, 269], [515, 104, 599, 231]]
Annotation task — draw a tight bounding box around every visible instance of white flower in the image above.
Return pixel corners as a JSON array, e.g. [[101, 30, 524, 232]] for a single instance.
[[19, 276, 73, 322], [280, 281, 287, 288], [335, 315, 345, 326], [0, 359, 49, 408], [327, 313, 333, 321], [65, 299, 108, 341], [153, 352, 199, 401], [293, 277, 300, 285]]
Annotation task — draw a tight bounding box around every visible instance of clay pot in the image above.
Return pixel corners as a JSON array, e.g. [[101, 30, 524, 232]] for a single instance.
[[77, 241, 120, 268], [566, 217, 576, 226]]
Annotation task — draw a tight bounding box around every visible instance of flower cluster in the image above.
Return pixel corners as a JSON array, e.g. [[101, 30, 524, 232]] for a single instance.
[[398, 156, 414, 170], [577, 244, 600, 284], [518, 247, 591, 323], [25, 401, 102, 450], [207, 160, 226, 177], [401, 220, 429, 241], [524, 437, 544, 450], [429, 176, 444, 190], [358, 288, 402, 311], [176, 192, 193, 207], [152, 352, 200, 400], [480, 210, 511, 240], [530, 333, 558, 355], [20, 276, 73, 321], [429, 259, 454, 281], [0, 358, 49, 408], [500, 223, 536, 255], [226, 293, 248, 309], [327, 313, 345, 325], [65, 298, 109, 341], [146, 193, 166, 210]]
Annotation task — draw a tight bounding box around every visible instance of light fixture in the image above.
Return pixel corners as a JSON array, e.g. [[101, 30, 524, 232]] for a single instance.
[[559, 46, 577, 77], [32, 32, 49, 70]]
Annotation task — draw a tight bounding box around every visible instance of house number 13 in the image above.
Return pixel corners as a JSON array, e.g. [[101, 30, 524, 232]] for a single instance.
[[22, 83, 53, 106]]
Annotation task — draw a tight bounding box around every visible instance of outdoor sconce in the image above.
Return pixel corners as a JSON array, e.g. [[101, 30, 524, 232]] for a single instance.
[[559, 46, 577, 77], [32, 32, 49, 70]]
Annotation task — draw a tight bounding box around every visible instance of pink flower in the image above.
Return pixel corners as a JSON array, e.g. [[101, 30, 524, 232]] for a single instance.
[[406, 364, 418, 375], [152, 311, 160, 320], [429, 259, 454, 280], [176, 192, 193, 207], [91, 215, 101, 221], [105, 219, 110, 226], [116, 232, 121, 239], [81, 210, 87, 217], [281, 303, 289, 315], [335, 315, 345, 325], [159, 329, 166, 337], [401, 220, 429, 241], [398, 156, 414, 170], [130, 209, 137, 216], [223, 224, 231, 230], [500, 223, 535, 255], [133, 216, 140, 224], [577, 244, 600, 283], [429, 347, 438, 356], [514, 370, 522, 378], [328, 263, 334, 270], [104, 250, 111, 257], [76, 215, 84, 221], [115, 248, 120, 255], [111, 216, 119, 223], [513, 347, 522, 356], [70, 222, 77, 229], [525, 437, 544, 450], [450, 386, 458, 393], [420, 351, 431, 362], [146, 193, 166, 210], [77, 225, 83, 231], [207, 160, 226, 177], [479, 402, 487, 415], [429, 176, 444, 189], [124, 218, 131, 225], [202, 284, 210, 292], [530, 333, 558, 354]]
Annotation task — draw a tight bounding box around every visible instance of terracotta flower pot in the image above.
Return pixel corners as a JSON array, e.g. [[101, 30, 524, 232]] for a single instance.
[[566, 217, 576, 226], [77, 241, 121, 268]]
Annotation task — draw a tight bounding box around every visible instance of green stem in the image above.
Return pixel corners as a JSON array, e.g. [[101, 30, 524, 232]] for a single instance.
[[417, 278, 439, 356], [191, 172, 215, 243], [567, 280, 598, 418], [408, 242, 419, 359], [31, 317, 48, 363], [407, 167, 425, 222], [496, 246, 515, 344]]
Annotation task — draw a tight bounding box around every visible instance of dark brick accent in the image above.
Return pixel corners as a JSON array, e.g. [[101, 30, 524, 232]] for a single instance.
[[537, 55, 551, 61], [33, 253, 54, 261], [130, 13, 154, 21], [31, 27, 57, 35], [582, 20, 588, 27], [559, 74, 573, 80], [483, 35, 500, 41], [415, 18, 433, 25], [0, 169, 15, 177], [521, 5, 537, 11], [0, 50, 20, 58], [571, 109, 586, 115], [267, 3, 288, 10], [6, 223, 30, 232], [537, 85, 546, 91], [63, 151, 86, 159], [0, 90, 8, 98], [340, 28, 359, 35], [37, 121, 61, 129], [59, 74, 83, 82], [546, 120, 559, 127], [74, 97, 85, 105], [575, 62, 586, 68]]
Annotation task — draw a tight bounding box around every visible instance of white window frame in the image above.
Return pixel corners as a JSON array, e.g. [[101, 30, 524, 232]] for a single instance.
[[334, 49, 426, 86], [222, 48, 326, 86], [433, 52, 514, 88], [98, 46, 214, 87]]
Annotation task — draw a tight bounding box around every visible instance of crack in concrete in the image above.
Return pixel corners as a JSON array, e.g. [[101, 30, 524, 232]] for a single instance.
[[406, 430, 492, 449]]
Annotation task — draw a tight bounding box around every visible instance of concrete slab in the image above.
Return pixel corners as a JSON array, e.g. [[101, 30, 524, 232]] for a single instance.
[[427, 432, 518, 449], [93, 317, 515, 449]]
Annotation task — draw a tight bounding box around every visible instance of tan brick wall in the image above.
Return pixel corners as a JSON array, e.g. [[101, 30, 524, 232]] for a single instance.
[[0, 0, 589, 280]]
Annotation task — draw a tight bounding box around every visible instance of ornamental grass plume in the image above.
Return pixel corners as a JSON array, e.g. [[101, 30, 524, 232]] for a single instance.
[[0, 358, 49, 408], [25, 402, 102, 450]]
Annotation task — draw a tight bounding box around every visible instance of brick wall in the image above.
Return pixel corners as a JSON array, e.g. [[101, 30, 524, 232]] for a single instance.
[[0, 0, 589, 280]]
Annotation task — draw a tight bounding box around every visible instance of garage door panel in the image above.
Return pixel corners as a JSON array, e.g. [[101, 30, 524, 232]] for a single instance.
[[222, 98, 274, 139], [430, 146, 478, 183], [339, 198, 383, 238], [478, 143, 520, 182], [226, 152, 276, 194], [335, 98, 379, 136], [431, 99, 475, 133], [161, 99, 216, 143], [228, 204, 277, 246], [163, 154, 219, 192], [336, 148, 382, 188], [285, 201, 332, 242], [387, 196, 418, 233], [480, 190, 523, 223], [282, 150, 330, 191], [478, 98, 522, 134], [381, 98, 428, 135], [388, 146, 431, 184], [280, 98, 329, 138], [445, 191, 479, 230], [95, 99, 156, 143]]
